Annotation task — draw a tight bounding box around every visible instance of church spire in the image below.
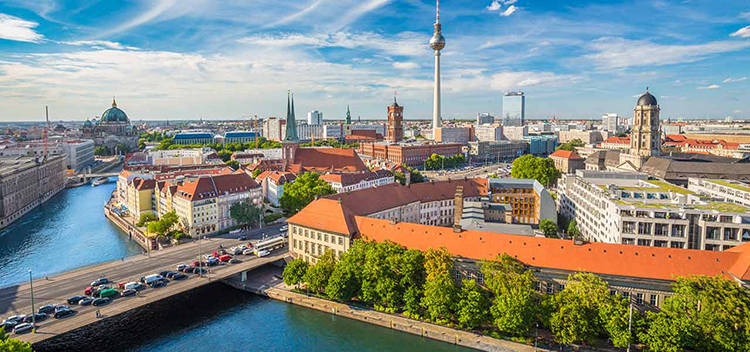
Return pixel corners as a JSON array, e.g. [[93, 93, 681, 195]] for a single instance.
[[345, 104, 352, 124], [112, 96, 117, 108], [284, 91, 299, 143]]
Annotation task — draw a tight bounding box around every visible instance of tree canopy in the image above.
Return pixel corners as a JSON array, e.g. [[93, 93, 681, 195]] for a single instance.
[[229, 200, 262, 228], [283, 258, 309, 289], [279, 172, 336, 215], [424, 153, 465, 170], [539, 219, 558, 238], [556, 138, 585, 152], [482, 254, 538, 336], [511, 154, 561, 187], [146, 210, 179, 237]]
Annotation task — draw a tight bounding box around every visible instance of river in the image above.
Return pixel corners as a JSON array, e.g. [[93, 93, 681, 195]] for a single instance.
[[2, 182, 473, 352]]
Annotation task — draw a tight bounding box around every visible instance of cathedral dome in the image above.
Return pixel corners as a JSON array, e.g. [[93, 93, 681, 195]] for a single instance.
[[637, 89, 658, 107], [101, 97, 129, 122]]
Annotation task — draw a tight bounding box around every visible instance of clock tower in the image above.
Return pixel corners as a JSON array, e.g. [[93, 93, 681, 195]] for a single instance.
[[387, 97, 404, 142]]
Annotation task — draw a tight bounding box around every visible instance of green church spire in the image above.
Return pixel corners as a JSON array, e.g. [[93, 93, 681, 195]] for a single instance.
[[284, 91, 299, 143], [345, 104, 352, 124]]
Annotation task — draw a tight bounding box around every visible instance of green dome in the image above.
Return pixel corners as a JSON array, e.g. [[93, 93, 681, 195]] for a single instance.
[[101, 97, 129, 122], [84, 119, 92, 127]]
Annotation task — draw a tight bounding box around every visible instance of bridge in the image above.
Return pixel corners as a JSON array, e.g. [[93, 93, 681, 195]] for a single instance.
[[84, 172, 121, 178], [0, 237, 289, 345]]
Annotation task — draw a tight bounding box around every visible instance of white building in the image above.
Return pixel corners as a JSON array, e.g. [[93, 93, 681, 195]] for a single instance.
[[308, 110, 323, 125], [602, 113, 622, 133], [688, 178, 750, 209], [474, 125, 504, 142], [297, 124, 324, 141], [262, 117, 286, 141], [256, 171, 296, 206], [558, 170, 750, 251], [324, 124, 343, 139], [319, 170, 395, 193], [503, 126, 528, 141], [60, 139, 95, 170]]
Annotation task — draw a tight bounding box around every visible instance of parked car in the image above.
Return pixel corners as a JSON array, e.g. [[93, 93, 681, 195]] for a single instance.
[[238, 236, 247, 241], [117, 281, 128, 289], [67, 295, 87, 305], [84, 286, 94, 295], [54, 305, 70, 313], [23, 313, 47, 323], [207, 257, 219, 266], [256, 250, 270, 257], [280, 225, 288, 231], [192, 267, 207, 275], [121, 289, 137, 297], [176, 264, 187, 271], [79, 297, 94, 306], [172, 273, 187, 280], [243, 248, 254, 255], [13, 323, 34, 334], [159, 270, 170, 277], [124, 282, 144, 291], [218, 254, 233, 262], [54, 308, 75, 319], [150, 280, 166, 288], [191, 260, 207, 268], [92, 298, 111, 306], [1, 315, 23, 329], [38, 305, 56, 314], [91, 277, 109, 286], [99, 288, 118, 298], [142, 274, 164, 285]]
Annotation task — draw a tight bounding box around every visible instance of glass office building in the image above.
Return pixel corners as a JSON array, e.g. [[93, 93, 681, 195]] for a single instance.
[[502, 92, 525, 127]]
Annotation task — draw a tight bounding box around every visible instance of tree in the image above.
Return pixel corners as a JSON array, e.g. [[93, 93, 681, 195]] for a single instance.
[[548, 272, 616, 346], [283, 259, 309, 289], [94, 146, 109, 156], [511, 154, 561, 187], [421, 247, 457, 323], [251, 169, 262, 178], [303, 249, 337, 294], [556, 138, 585, 152], [147, 210, 178, 238], [639, 275, 750, 351], [326, 261, 360, 302], [399, 249, 426, 315], [539, 219, 558, 238], [279, 172, 336, 215], [481, 254, 538, 336], [360, 241, 407, 312], [136, 213, 158, 227], [0, 328, 33, 352], [567, 219, 580, 238], [225, 160, 240, 170], [456, 279, 490, 330], [230, 200, 262, 228]]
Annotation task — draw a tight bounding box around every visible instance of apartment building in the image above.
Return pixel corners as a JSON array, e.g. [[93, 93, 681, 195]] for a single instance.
[[467, 140, 526, 163], [558, 170, 750, 251], [487, 178, 556, 225], [687, 178, 750, 209], [255, 170, 296, 206], [319, 169, 394, 193], [473, 125, 504, 142], [0, 155, 66, 228]]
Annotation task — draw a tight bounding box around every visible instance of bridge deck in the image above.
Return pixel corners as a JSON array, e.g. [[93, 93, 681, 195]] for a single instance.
[[0, 237, 288, 345]]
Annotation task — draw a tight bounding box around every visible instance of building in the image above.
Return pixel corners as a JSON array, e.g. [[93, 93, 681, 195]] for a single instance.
[[307, 110, 323, 125], [0, 139, 94, 171], [255, 171, 296, 206], [345, 130, 382, 144], [344, 124, 385, 138], [602, 113, 622, 133], [503, 125, 528, 141], [386, 98, 404, 143], [473, 125, 503, 142], [297, 124, 325, 142], [502, 92, 525, 127], [224, 131, 260, 144], [358, 142, 463, 167], [60, 140, 95, 171], [172, 132, 213, 145], [467, 140, 526, 163], [323, 124, 343, 139], [81, 98, 139, 149], [262, 117, 286, 141], [688, 178, 750, 209], [662, 135, 748, 158], [558, 130, 608, 144], [171, 172, 262, 236], [319, 170, 395, 193], [600, 136, 630, 150], [141, 149, 223, 167], [549, 150, 585, 174], [476, 113, 495, 125], [558, 170, 750, 251], [618, 89, 661, 169], [434, 127, 473, 144], [0, 155, 66, 229], [525, 135, 558, 155], [345, 105, 352, 124], [428, 0, 446, 139], [231, 151, 266, 165]]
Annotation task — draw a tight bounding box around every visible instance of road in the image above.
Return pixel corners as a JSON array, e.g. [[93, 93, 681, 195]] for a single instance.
[[0, 223, 287, 344], [423, 162, 512, 181]]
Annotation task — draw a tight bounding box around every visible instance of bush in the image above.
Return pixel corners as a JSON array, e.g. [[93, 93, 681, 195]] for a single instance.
[[264, 213, 283, 223], [136, 213, 158, 227]]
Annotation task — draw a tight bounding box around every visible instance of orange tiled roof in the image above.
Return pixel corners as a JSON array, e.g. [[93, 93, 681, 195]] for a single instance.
[[175, 172, 259, 201], [319, 169, 393, 186], [356, 217, 750, 282], [291, 147, 368, 173], [133, 178, 156, 190], [286, 198, 358, 235], [603, 136, 630, 144], [549, 150, 584, 159]]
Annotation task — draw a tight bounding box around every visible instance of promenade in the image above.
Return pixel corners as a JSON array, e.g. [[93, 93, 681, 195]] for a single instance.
[[0, 235, 288, 345]]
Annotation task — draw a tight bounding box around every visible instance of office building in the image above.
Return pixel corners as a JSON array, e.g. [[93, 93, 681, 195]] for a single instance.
[[468, 140, 526, 163], [307, 110, 323, 125], [476, 113, 495, 125], [558, 130, 608, 144], [224, 131, 260, 144], [502, 92, 525, 127], [525, 135, 558, 155], [434, 126, 473, 144], [602, 113, 621, 133], [262, 117, 286, 141], [172, 132, 213, 145], [358, 142, 463, 167], [473, 125, 503, 142], [503, 126, 528, 141]]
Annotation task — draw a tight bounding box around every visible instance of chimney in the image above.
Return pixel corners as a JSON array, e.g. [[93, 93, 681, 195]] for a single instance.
[[453, 186, 464, 232], [389, 218, 397, 225], [337, 197, 342, 204]]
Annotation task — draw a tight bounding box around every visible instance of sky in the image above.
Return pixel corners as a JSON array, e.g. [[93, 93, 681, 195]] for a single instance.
[[0, 0, 748, 122]]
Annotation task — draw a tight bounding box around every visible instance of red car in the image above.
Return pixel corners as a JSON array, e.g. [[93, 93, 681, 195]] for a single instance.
[[218, 254, 233, 262], [192, 260, 207, 267], [84, 286, 93, 295], [118, 281, 128, 289]]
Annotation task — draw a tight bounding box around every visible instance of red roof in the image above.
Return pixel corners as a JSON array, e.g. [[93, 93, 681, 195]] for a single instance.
[[549, 150, 583, 159], [175, 173, 259, 201], [603, 136, 630, 144], [287, 198, 358, 235], [290, 147, 368, 173]]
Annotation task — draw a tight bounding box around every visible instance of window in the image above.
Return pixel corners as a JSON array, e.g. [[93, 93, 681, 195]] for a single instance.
[[610, 290, 617, 296], [546, 283, 553, 294], [649, 294, 658, 306], [292, 226, 297, 234], [325, 234, 329, 242], [636, 293, 644, 305], [622, 291, 630, 300], [557, 283, 565, 292], [535, 281, 541, 291], [338, 237, 343, 245]]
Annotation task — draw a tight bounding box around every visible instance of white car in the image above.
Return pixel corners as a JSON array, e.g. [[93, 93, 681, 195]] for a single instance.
[[256, 249, 270, 257], [280, 225, 288, 231], [243, 248, 255, 255]]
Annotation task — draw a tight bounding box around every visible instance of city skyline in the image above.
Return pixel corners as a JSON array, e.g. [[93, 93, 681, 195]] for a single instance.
[[0, 0, 749, 121]]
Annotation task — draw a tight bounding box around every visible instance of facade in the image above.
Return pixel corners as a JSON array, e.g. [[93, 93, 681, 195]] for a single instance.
[[549, 150, 585, 174], [487, 178, 556, 225], [474, 125, 503, 142], [619, 89, 660, 169], [0, 155, 66, 229], [144, 149, 223, 166], [602, 113, 622, 133], [262, 117, 286, 141], [82, 98, 139, 149], [307, 110, 323, 125], [172, 133, 213, 145], [600, 136, 630, 150], [323, 124, 343, 139], [386, 99, 404, 143], [558, 170, 750, 251], [687, 178, 750, 209], [558, 130, 608, 144], [256, 170, 296, 206], [358, 142, 463, 167], [319, 170, 395, 193], [224, 131, 260, 144], [525, 135, 558, 155], [60, 140, 95, 171], [501, 92, 525, 127], [297, 124, 325, 142], [434, 127, 473, 144], [344, 124, 385, 137], [502, 125, 528, 141], [476, 113, 495, 125], [467, 140, 526, 163]]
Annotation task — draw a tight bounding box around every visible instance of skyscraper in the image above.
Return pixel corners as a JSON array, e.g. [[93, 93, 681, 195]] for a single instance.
[[308, 110, 323, 125], [429, 0, 445, 140], [602, 113, 621, 133], [387, 97, 404, 142], [502, 92, 525, 127]]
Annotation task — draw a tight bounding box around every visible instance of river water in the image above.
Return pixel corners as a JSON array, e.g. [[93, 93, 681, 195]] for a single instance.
[[2, 182, 473, 352]]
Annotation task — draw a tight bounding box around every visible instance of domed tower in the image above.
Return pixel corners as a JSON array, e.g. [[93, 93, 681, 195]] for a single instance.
[[620, 88, 661, 169], [429, 0, 445, 140]]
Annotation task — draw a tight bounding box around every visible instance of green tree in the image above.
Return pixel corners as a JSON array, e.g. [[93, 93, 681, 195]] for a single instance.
[[94, 146, 109, 156], [229, 200, 262, 228], [639, 311, 687, 352], [147, 210, 178, 238], [511, 154, 561, 187], [359, 241, 407, 312], [556, 138, 585, 152], [481, 254, 538, 336], [225, 160, 240, 170], [548, 272, 612, 346], [539, 219, 558, 238], [303, 249, 337, 294], [282, 259, 309, 289], [251, 169, 262, 178], [0, 327, 33, 352], [279, 172, 336, 215], [136, 213, 158, 227], [326, 262, 360, 301], [217, 149, 233, 162], [567, 219, 580, 238], [456, 279, 490, 330], [421, 247, 457, 323]]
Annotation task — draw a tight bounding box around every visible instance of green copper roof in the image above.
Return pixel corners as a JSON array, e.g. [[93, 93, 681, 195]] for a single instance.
[[345, 104, 351, 124], [284, 92, 299, 143], [101, 97, 129, 123]]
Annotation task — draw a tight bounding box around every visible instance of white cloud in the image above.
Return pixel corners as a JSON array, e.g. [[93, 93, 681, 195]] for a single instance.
[[392, 62, 419, 70], [264, 0, 326, 28], [489, 71, 580, 91], [61, 41, 139, 50], [697, 84, 720, 90], [741, 12, 750, 20], [332, 0, 391, 32], [723, 76, 747, 83], [0, 13, 44, 43], [731, 26, 750, 38], [238, 31, 428, 57], [500, 5, 517, 17], [486, 1, 502, 11], [733, 109, 742, 113], [583, 37, 750, 69]]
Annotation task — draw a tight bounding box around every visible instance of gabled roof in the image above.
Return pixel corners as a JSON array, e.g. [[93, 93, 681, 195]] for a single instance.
[[550, 150, 584, 159], [133, 178, 156, 190], [291, 147, 368, 173], [175, 173, 259, 201], [603, 136, 630, 144], [319, 169, 393, 186], [287, 198, 358, 235]]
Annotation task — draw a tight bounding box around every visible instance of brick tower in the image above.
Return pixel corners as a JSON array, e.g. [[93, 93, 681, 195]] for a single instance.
[[387, 97, 404, 142]]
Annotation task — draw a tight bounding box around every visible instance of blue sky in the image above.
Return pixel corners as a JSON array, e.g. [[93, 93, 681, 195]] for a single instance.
[[0, 0, 748, 121]]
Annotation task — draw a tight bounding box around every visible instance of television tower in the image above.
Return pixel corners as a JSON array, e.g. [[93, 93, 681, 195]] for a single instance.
[[429, 0, 445, 140]]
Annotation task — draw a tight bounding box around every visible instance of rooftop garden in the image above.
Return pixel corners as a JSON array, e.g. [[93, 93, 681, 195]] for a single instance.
[[694, 202, 749, 213], [615, 180, 694, 195], [709, 179, 750, 193]]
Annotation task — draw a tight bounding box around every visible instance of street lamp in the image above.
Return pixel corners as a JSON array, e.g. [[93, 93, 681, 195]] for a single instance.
[[28, 270, 36, 332]]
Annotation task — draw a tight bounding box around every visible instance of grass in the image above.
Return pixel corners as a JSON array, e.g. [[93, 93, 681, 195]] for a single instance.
[[617, 180, 693, 195], [694, 202, 749, 213], [709, 179, 750, 193]]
